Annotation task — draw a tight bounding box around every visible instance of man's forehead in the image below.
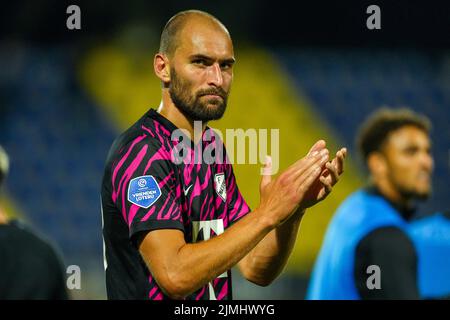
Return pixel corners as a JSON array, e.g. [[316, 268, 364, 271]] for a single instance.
[[176, 21, 233, 58], [387, 126, 430, 148]]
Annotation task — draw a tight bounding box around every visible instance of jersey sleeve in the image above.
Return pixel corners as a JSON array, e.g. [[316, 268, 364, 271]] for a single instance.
[[111, 137, 184, 243], [225, 162, 251, 224]]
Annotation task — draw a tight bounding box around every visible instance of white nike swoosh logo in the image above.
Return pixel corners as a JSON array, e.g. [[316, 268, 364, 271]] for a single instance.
[[184, 184, 193, 196]]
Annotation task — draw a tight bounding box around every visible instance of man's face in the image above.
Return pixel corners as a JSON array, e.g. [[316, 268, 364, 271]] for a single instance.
[[382, 126, 434, 200], [168, 20, 235, 122]]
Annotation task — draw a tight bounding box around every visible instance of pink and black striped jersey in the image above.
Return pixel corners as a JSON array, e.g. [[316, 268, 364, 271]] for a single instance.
[[101, 109, 250, 300]]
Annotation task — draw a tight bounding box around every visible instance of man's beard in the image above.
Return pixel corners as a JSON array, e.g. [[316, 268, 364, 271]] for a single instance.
[[398, 186, 430, 201], [391, 175, 431, 201], [169, 68, 228, 122]]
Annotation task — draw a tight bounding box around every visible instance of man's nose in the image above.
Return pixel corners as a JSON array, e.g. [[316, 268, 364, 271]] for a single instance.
[[206, 63, 223, 87], [421, 152, 434, 172]]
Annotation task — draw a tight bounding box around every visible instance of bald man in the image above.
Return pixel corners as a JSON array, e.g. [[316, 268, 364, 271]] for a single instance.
[[101, 10, 347, 300]]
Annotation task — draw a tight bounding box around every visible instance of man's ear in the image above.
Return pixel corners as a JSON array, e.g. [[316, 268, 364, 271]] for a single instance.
[[367, 152, 387, 178], [154, 53, 170, 84]]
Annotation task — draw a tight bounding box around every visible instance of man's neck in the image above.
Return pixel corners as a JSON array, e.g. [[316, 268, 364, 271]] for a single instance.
[[375, 178, 411, 209], [369, 179, 416, 220], [158, 91, 207, 144]]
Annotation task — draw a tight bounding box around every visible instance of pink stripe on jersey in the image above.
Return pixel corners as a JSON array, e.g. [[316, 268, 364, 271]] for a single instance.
[[119, 144, 148, 224], [234, 194, 249, 221], [143, 146, 168, 174], [195, 286, 207, 300], [140, 206, 156, 222], [217, 280, 228, 300], [215, 196, 224, 209], [148, 274, 164, 300], [154, 293, 163, 300], [200, 195, 209, 214], [141, 125, 155, 137], [112, 135, 146, 202], [227, 176, 237, 201], [206, 197, 215, 221], [128, 205, 140, 228], [148, 285, 158, 299], [162, 201, 176, 220], [156, 187, 173, 220], [234, 191, 243, 211], [154, 120, 171, 137], [183, 162, 195, 186], [157, 171, 174, 189], [171, 208, 182, 222], [190, 166, 211, 210]]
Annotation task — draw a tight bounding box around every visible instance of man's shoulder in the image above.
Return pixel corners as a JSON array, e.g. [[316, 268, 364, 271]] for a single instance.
[[337, 189, 399, 216], [333, 189, 371, 218], [1, 220, 63, 261], [106, 115, 170, 165], [332, 189, 405, 234]]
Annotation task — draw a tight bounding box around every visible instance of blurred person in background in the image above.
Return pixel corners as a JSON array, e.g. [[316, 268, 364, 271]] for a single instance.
[[0, 145, 68, 300], [101, 9, 346, 300], [307, 108, 436, 300]]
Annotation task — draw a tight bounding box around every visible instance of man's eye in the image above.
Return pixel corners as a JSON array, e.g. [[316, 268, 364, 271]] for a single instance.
[[221, 63, 232, 70], [404, 148, 418, 155], [193, 59, 207, 65]]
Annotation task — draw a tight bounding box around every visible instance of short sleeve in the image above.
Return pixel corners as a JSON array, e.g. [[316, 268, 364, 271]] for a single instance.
[[225, 163, 251, 224], [111, 138, 184, 242]]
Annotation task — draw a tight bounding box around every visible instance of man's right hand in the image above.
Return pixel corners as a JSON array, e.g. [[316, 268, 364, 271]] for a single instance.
[[257, 140, 330, 228]]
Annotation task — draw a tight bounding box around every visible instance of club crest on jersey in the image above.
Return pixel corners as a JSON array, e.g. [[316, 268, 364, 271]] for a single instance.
[[127, 175, 161, 209], [214, 173, 226, 202]]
